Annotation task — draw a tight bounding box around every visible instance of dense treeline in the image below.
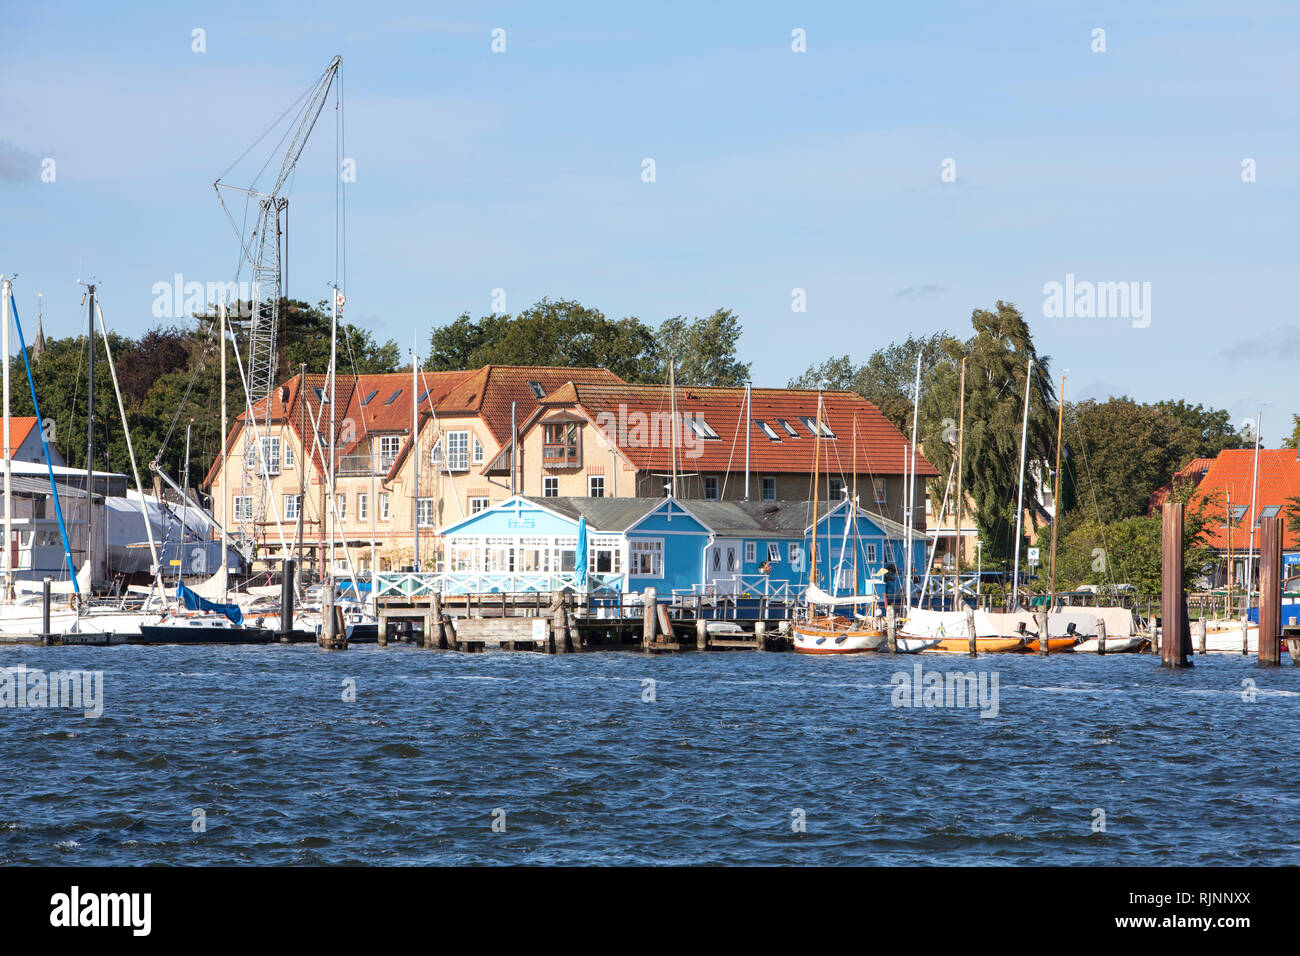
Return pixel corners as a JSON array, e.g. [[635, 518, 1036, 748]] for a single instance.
[[10, 291, 1284, 592]]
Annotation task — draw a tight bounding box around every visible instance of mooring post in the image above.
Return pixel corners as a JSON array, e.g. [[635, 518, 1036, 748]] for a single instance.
[[1196, 618, 1207, 655], [42, 577, 52, 646], [431, 591, 446, 649], [966, 607, 976, 658], [1258, 515, 1282, 665], [279, 558, 295, 642], [1036, 607, 1049, 657], [1096, 618, 1107, 655], [754, 620, 766, 651], [642, 587, 657, 651], [1160, 502, 1191, 668], [565, 592, 582, 651], [886, 604, 897, 655], [696, 618, 708, 652]]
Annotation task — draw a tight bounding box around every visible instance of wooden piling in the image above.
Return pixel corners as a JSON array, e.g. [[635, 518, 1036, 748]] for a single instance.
[[1096, 618, 1107, 655], [754, 620, 766, 651], [1259, 515, 1282, 665], [642, 587, 657, 650], [1195, 618, 1207, 655], [1160, 503, 1191, 668], [41, 577, 52, 646], [431, 591, 447, 649], [696, 618, 708, 652], [1036, 608, 1049, 657], [966, 608, 976, 658], [565, 593, 582, 651], [279, 558, 295, 643]]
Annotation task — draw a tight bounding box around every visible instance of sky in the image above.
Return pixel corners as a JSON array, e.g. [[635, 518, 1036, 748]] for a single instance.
[[1, 1, 1296, 438]]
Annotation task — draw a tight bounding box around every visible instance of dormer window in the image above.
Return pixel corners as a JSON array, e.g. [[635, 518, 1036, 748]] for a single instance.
[[542, 422, 582, 468]]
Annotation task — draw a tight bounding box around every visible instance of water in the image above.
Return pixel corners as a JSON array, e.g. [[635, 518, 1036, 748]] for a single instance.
[[2, 645, 1298, 865]]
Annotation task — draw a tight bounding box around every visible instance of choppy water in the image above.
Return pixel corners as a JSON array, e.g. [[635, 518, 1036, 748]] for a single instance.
[[1, 644, 1297, 865]]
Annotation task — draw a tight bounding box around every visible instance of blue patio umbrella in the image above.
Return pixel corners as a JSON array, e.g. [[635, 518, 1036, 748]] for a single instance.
[[574, 516, 589, 590]]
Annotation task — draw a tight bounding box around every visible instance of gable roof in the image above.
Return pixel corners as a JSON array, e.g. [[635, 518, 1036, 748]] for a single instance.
[[384, 366, 626, 481], [205, 365, 625, 488], [507, 383, 936, 478], [1188, 449, 1300, 551], [2, 416, 40, 458]]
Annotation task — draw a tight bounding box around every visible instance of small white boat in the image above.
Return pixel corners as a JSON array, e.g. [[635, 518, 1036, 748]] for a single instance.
[[895, 636, 941, 654], [1072, 636, 1147, 653]]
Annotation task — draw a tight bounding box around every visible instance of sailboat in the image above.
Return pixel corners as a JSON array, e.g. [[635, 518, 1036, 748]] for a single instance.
[[793, 396, 891, 655]]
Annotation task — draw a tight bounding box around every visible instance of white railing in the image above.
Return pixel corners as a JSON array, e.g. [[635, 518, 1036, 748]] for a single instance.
[[375, 571, 625, 597], [672, 574, 798, 604]]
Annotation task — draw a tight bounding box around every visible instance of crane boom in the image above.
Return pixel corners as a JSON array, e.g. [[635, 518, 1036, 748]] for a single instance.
[[216, 55, 341, 419]]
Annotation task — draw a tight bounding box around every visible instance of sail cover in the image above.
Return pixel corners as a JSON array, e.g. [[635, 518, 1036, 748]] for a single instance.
[[804, 583, 880, 607], [177, 582, 243, 625]]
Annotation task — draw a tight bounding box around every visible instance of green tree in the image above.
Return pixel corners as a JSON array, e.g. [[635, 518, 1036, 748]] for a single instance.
[[426, 298, 749, 386], [654, 308, 750, 386], [919, 302, 1058, 568], [1063, 397, 1243, 524]]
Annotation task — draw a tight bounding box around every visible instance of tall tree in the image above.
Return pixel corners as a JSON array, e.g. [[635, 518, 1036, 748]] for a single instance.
[[654, 308, 750, 386], [919, 302, 1058, 567], [426, 298, 749, 386]]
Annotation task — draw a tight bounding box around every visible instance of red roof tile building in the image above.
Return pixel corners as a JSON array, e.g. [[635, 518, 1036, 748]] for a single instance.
[[485, 383, 936, 533], [204, 365, 622, 577], [1179, 448, 1300, 588]]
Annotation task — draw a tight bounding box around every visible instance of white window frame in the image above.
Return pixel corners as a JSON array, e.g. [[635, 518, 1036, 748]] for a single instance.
[[357, 492, 369, 521], [444, 430, 469, 472], [417, 497, 434, 528], [543, 477, 558, 498], [379, 492, 390, 521], [865, 542, 878, 563], [744, 541, 756, 563], [630, 538, 664, 578], [469, 496, 489, 514], [379, 435, 402, 466], [767, 542, 781, 563], [762, 477, 776, 501], [336, 493, 347, 520], [233, 495, 254, 522], [588, 474, 605, 498], [472, 434, 484, 464], [246, 436, 281, 475], [283, 494, 300, 521], [789, 542, 803, 565]]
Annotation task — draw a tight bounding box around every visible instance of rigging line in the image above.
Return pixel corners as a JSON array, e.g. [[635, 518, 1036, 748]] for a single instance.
[[213, 74, 317, 186], [1068, 403, 1123, 593], [715, 390, 745, 501]]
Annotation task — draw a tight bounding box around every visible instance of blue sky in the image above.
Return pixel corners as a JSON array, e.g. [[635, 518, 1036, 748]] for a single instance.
[[1, 1, 1296, 436]]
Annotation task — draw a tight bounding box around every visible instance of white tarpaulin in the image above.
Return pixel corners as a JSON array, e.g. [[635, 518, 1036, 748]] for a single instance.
[[805, 583, 880, 607], [984, 607, 1136, 638], [899, 608, 1001, 638], [105, 491, 242, 576]]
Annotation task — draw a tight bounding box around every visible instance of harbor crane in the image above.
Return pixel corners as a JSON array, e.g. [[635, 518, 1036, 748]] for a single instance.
[[214, 54, 341, 420]]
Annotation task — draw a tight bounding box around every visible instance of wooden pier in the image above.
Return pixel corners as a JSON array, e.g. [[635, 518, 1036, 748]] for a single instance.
[[374, 587, 792, 653]]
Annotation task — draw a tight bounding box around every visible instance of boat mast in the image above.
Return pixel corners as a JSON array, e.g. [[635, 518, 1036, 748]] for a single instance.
[[293, 365, 307, 590], [412, 336, 420, 570], [810, 391, 822, 591], [1048, 372, 1065, 610], [1010, 357, 1033, 611], [852, 412, 858, 599], [328, 286, 339, 583], [669, 360, 678, 498], [2, 276, 12, 604], [182, 420, 192, 585], [1245, 411, 1261, 615], [85, 282, 96, 595], [904, 352, 922, 611], [1225, 490, 1233, 615], [744, 382, 751, 501], [219, 303, 228, 599], [953, 357, 965, 611]]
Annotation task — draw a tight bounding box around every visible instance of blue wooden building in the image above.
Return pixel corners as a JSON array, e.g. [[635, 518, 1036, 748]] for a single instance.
[[382, 494, 928, 604]]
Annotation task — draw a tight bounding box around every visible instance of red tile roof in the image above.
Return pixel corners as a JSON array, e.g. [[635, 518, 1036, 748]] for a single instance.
[[1148, 457, 1215, 512], [2, 417, 39, 457], [1188, 449, 1300, 550], [527, 383, 935, 477]]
